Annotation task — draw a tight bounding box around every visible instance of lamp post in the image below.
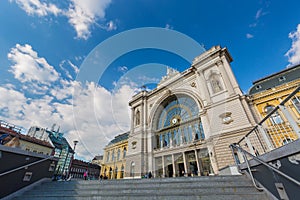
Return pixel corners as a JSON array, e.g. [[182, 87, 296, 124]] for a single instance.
[[68, 140, 78, 179], [73, 140, 78, 152]]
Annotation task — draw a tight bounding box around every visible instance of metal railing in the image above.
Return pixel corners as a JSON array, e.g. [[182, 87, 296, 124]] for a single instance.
[[0, 155, 54, 177], [230, 144, 300, 187], [236, 85, 300, 157]]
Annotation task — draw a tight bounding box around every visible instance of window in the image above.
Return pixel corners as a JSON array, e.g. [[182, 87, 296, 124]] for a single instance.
[[117, 149, 120, 161], [278, 76, 286, 82], [106, 151, 110, 162], [282, 138, 294, 145], [111, 149, 115, 161], [292, 96, 300, 114], [264, 105, 283, 124], [123, 147, 127, 158], [155, 95, 205, 149], [135, 110, 140, 126]]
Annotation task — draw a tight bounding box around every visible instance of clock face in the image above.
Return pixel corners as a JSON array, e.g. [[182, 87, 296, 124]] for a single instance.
[[172, 118, 177, 124]]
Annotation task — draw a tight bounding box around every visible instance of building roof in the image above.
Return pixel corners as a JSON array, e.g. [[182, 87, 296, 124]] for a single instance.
[[93, 155, 103, 161], [107, 132, 129, 146], [0, 121, 54, 148], [248, 64, 300, 95]]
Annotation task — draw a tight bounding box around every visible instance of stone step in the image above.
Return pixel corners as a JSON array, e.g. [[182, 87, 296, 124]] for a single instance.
[[14, 193, 269, 200], [34, 180, 254, 190], [24, 185, 259, 196], [12, 175, 270, 200]]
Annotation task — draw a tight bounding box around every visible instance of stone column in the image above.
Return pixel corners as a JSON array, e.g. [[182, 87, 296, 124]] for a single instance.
[[172, 154, 176, 177], [182, 152, 187, 176], [162, 156, 165, 178], [194, 149, 201, 176]]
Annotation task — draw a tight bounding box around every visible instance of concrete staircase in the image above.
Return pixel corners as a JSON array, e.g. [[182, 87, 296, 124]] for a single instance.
[[13, 175, 270, 200]]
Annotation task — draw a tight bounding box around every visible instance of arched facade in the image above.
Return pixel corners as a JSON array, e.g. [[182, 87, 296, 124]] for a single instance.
[[125, 46, 256, 178]]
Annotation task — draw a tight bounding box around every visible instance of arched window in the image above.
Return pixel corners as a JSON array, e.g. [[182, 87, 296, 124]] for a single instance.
[[264, 105, 283, 124], [135, 110, 140, 126], [154, 95, 205, 149], [130, 162, 135, 177], [291, 96, 300, 114], [123, 147, 127, 158], [111, 149, 115, 161], [114, 166, 118, 179], [117, 149, 120, 161], [106, 151, 110, 162], [109, 167, 112, 179], [210, 74, 223, 93], [120, 165, 124, 178]]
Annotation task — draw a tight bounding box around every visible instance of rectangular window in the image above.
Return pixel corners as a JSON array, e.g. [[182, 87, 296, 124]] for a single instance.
[[292, 96, 300, 114]]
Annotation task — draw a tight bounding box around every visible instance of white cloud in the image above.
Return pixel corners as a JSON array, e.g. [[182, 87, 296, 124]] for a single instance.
[[2, 44, 136, 160], [66, 0, 112, 39], [7, 44, 59, 90], [246, 33, 254, 39], [105, 20, 117, 31], [286, 24, 300, 66], [10, 0, 114, 40], [165, 24, 174, 30], [118, 66, 128, 73], [0, 79, 135, 160], [10, 0, 61, 16]]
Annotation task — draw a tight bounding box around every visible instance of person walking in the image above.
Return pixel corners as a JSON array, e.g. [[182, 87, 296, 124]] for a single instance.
[[83, 170, 88, 180], [148, 171, 152, 179]]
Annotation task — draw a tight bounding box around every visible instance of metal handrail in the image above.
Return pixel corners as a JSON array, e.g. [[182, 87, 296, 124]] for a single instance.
[[0, 155, 54, 177], [237, 84, 300, 145], [230, 144, 300, 187]]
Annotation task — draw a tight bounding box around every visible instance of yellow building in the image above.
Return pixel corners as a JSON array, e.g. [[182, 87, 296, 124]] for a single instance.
[[248, 64, 300, 147], [101, 132, 129, 179]]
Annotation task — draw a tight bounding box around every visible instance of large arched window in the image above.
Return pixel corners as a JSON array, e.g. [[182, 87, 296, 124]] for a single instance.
[[154, 95, 205, 149]]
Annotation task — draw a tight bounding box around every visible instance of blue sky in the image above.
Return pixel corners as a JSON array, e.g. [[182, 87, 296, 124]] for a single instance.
[[1, 0, 300, 161]]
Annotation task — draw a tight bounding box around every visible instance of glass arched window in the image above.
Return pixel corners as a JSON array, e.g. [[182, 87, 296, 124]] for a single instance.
[[264, 105, 283, 124], [155, 95, 205, 149]]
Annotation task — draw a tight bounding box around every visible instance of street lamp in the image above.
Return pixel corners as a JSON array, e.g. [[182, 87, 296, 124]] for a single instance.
[[73, 140, 79, 152], [68, 140, 78, 179]]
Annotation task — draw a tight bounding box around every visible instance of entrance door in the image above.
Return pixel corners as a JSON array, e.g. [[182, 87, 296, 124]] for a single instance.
[[167, 164, 173, 177], [178, 163, 185, 176]]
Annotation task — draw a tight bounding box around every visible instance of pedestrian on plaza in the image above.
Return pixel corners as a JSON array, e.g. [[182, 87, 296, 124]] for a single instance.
[[84, 170, 88, 180], [148, 171, 152, 179]]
